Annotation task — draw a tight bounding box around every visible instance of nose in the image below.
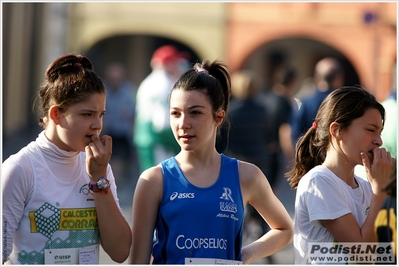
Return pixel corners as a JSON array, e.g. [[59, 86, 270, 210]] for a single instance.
[[178, 114, 191, 129], [375, 134, 383, 147], [92, 115, 103, 131]]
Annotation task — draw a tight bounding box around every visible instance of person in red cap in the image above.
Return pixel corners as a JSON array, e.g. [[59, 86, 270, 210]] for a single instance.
[[134, 45, 190, 173]]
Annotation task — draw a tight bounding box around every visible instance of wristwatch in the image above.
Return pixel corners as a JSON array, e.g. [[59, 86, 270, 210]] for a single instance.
[[89, 177, 110, 194]]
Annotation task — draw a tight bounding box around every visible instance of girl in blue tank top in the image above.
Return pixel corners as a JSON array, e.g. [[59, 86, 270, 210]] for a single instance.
[[130, 59, 293, 264]]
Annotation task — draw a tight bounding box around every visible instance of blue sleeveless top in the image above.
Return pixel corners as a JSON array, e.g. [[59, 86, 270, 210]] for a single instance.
[[153, 154, 244, 264]]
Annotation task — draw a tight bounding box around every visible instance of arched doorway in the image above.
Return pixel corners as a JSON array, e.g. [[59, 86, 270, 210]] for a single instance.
[[241, 37, 360, 97], [84, 35, 200, 86]]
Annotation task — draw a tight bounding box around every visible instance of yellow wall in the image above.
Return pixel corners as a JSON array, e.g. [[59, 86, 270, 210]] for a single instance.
[[67, 2, 228, 61]]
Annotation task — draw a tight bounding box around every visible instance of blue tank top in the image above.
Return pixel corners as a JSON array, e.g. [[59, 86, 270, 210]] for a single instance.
[[153, 154, 244, 264]]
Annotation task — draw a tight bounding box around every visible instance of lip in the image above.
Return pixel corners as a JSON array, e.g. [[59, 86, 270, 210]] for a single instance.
[[85, 134, 98, 143], [179, 134, 194, 140], [86, 133, 99, 138], [366, 150, 374, 163], [367, 147, 377, 156], [84, 135, 92, 145]]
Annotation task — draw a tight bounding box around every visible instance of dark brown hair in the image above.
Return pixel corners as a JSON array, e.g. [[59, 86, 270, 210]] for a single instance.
[[170, 59, 231, 130], [37, 54, 106, 128]]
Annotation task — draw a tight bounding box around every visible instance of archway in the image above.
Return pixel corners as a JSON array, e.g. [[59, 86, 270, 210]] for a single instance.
[[241, 37, 360, 97], [85, 34, 201, 87]]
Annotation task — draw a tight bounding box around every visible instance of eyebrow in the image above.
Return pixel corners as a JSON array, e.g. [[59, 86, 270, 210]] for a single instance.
[[170, 105, 206, 110], [189, 105, 206, 109], [80, 109, 105, 113], [366, 123, 382, 130]]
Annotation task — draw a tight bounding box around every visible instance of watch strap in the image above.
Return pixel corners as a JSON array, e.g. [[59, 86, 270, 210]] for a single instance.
[[90, 187, 110, 194], [89, 177, 110, 194]]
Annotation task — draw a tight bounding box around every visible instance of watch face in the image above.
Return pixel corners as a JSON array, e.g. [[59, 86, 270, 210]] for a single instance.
[[97, 178, 110, 189]]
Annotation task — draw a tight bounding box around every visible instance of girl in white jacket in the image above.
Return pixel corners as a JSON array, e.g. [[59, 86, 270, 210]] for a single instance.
[[2, 54, 132, 264]]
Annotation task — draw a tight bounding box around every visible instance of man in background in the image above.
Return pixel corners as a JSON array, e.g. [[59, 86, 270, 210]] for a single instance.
[[291, 57, 344, 143], [103, 62, 137, 184], [134, 45, 189, 172]]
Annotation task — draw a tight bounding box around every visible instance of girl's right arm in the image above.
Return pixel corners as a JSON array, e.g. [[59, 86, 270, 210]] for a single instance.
[[322, 149, 395, 243], [2, 156, 33, 263], [129, 166, 163, 264]]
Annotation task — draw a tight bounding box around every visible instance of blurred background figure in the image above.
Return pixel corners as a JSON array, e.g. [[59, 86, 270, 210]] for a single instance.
[[102, 62, 137, 185], [218, 70, 269, 178], [374, 163, 397, 264], [260, 64, 298, 189], [134, 45, 189, 173], [291, 57, 344, 143], [380, 66, 397, 159], [216, 70, 274, 263]]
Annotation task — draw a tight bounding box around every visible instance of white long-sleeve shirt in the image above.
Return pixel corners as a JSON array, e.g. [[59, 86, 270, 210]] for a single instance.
[[2, 131, 123, 264]]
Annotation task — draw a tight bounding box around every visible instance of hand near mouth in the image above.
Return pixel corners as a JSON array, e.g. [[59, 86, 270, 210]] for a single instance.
[[85, 134, 113, 182], [361, 147, 395, 194]]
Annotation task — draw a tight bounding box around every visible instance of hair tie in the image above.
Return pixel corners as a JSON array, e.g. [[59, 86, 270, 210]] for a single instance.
[[312, 121, 318, 129], [75, 63, 82, 67], [197, 68, 209, 75]]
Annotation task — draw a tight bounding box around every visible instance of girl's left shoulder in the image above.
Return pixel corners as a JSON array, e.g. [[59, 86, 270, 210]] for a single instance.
[[237, 160, 265, 184]]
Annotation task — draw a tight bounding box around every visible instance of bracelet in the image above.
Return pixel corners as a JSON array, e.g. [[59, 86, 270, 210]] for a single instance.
[[90, 188, 110, 194]]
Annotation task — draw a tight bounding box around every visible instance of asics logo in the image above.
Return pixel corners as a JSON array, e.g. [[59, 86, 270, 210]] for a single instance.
[[170, 192, 195, 201]]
